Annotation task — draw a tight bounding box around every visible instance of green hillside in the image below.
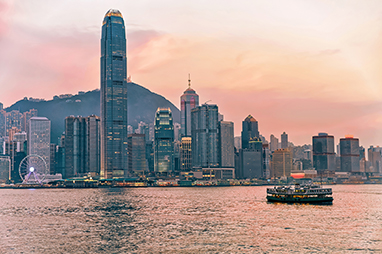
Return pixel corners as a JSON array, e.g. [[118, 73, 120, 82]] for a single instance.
[[5, 82, 180, 144]]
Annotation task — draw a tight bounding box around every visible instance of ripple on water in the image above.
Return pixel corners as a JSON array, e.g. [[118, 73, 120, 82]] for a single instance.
[[0, 185, 381, 253]]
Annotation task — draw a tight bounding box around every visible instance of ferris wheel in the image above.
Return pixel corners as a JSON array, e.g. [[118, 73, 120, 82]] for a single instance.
[[19, 154, 48, 184]]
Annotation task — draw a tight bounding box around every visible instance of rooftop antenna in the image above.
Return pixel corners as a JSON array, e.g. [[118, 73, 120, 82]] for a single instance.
[[188, 73, 191, 88], [204, 100, 212, 104]]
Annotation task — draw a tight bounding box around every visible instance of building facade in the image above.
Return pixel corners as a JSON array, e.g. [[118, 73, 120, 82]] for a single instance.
[[28, 117, 50, 174], [312, 133, 336, 173], [340, 135, 360, 173], [128, 134, 147, 175], [191, 104, 219, 168], [271, 148, 293, 178], [219, 121, 234, 168], [238, 139, 263, 179], [100, 9, 128, 179]]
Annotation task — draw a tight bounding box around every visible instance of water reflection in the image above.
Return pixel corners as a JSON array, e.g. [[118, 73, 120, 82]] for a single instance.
[[0, 185, 381, 253]]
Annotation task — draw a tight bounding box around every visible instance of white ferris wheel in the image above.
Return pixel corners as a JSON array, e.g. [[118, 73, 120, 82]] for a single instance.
[[19, 154, 48, 184]]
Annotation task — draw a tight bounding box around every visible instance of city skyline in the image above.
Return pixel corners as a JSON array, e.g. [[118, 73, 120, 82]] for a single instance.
[[1, 1, 382, 146]]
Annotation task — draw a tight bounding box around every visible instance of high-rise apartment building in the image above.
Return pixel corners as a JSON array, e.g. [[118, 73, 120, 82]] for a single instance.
[[100, 9, 128, 179], [340, 135, 360, 172], [28, 117, 50, 174], [0, 110, 6, 137], [180, 78, 199, 137], [281, 132, 288, 149], [154, 108, 174, 175], [241, 115, 259, 149], [6, 110, 22, 136], [312, 133, 336, 173], [219, 121, 234, 168], [22, 109, 38, 133], [191, 104, 219, 168]]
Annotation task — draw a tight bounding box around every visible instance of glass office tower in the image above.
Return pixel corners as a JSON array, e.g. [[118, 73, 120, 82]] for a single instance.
[[154, 108, 174, 175], [191, 104, 219, 168], [100, 9, 128, 179]]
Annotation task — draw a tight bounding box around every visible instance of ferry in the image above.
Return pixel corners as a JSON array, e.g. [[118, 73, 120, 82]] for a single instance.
[[266, 183, 333, 204]]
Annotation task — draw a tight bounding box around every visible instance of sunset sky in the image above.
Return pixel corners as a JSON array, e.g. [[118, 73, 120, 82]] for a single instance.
[[1, 0, 382, 147]]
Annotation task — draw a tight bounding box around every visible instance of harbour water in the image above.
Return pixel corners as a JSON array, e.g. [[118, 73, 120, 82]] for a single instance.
[[1, 185, 381, 253]]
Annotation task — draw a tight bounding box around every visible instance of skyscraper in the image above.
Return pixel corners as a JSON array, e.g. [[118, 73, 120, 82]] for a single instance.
[[86, 115, 101, 176], [312, 133, 336, 173], [191, 104, 219, 168], [28, 117, 50, 174], [154, 108, 174, 175], [281, 132, 288, 149], [100, 9, 128, 179], [64, 116, 86, 178], [241, 115, 259, 149], [340, 135, 360, 172], [64, 115, 101, 179], [128, 134, 147, 176], [180, 77, 199, 137]]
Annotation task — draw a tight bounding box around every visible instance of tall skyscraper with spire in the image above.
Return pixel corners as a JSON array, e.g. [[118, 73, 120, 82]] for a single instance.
[[100, 9, 128, 179], [180, 75, 199, 137]]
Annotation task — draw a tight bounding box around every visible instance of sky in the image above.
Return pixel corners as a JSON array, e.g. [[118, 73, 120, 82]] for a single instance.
[[1, 0, 382, 147]]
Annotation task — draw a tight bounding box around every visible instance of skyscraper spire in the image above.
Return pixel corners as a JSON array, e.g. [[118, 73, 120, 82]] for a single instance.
[[188, 73, 191, 88]]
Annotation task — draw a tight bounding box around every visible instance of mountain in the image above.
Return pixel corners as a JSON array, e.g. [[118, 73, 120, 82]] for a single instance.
[[5, 82, 180, 143]]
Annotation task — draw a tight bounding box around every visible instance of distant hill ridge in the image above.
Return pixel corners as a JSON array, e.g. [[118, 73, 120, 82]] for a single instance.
[[5, 82, 180, 143]]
